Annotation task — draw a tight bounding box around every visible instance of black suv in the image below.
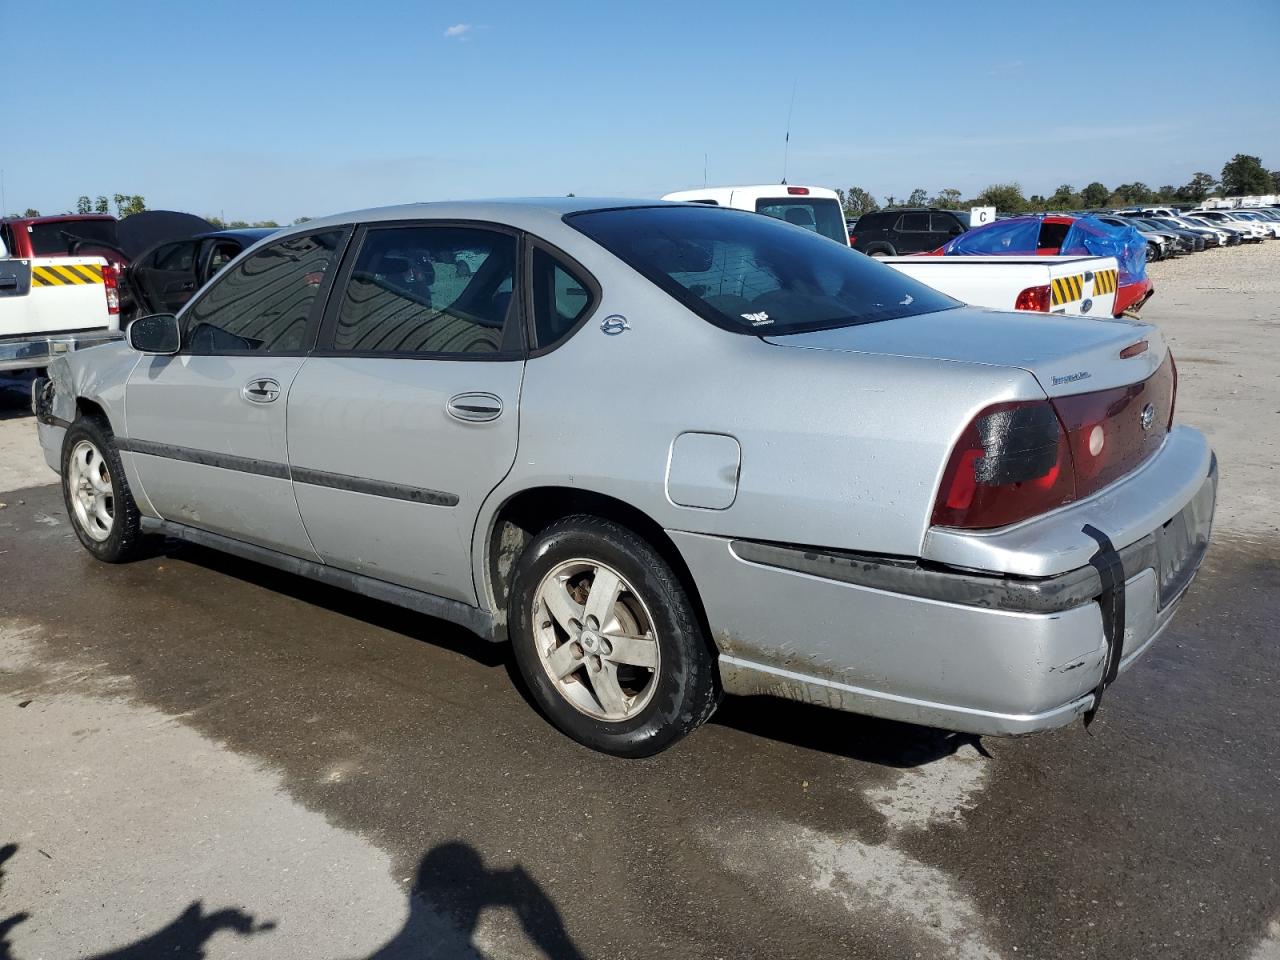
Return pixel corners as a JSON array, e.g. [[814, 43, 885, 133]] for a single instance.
[[850, 208, 970, 256]]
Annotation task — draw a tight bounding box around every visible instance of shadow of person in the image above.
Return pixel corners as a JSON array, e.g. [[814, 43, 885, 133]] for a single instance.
[[363, 843, 586, 960], [1, 843, 30, 960], [83, 902, 275, 960]]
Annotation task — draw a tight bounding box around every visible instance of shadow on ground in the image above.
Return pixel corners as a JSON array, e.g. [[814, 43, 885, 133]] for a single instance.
[[0, 839, 585, 960]]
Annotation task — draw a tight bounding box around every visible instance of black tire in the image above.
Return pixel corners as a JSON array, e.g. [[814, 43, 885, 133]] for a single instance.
[[60, 415, 148, 563], [1146, 242, 1160, 262], [508, 515, 720, 757]]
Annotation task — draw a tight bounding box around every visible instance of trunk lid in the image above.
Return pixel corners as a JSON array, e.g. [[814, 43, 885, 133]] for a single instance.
[[762, 306, 1164, 397]]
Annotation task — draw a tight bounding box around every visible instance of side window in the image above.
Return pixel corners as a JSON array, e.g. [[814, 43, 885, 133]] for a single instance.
[[330, 225, 517, 356], [930, 213, 960, 234], [898, 212, 930, 232], [185, 230, 344, 354], [206, 241, 242, 276], [152, 241, 196, 271], [531, 247, 594, 348]]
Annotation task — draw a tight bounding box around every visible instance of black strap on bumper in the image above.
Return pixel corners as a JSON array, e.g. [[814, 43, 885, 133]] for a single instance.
[[1082, 524, 1126, 728]]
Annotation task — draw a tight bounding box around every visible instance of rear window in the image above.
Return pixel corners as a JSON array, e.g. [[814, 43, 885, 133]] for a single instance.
[[26, 219, 119, 256], [753, 197, 847, 243], [567, 205, 959, 336]]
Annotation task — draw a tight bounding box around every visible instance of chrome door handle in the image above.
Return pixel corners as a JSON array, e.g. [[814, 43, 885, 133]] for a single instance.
[[242, 378, 281, 403], [446, 392, 503, 423]]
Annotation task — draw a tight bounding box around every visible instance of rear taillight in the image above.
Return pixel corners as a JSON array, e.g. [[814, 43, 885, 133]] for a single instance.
[[932, 400, 1076, 529], [1014, 284, 1051, 312], [933, 354, 1176, 530], [102, 263, 120, 315], [848, 234, 856, 246]]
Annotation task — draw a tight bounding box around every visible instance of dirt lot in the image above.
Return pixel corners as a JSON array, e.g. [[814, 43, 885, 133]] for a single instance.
[[1, 245, 1278, 960]]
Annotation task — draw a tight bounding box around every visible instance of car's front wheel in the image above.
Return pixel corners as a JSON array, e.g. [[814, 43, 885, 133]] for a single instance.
[[508, 515, 720, 757], [61, 416, 148, 563]]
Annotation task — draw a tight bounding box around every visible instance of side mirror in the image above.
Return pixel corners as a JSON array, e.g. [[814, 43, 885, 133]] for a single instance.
[[948, 225, 963, 237], [127, 313, 181, 354]]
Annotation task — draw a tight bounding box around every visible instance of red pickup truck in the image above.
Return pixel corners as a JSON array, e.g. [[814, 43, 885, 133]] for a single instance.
[[0, 214, 127, 269]]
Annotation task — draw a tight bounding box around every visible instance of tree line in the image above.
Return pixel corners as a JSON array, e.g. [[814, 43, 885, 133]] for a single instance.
[[836, 153, 1279, 217]]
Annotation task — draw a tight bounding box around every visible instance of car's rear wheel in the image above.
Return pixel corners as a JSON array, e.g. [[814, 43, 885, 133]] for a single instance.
[[61, 416, 148, 563], [508, 515, 719, 757]]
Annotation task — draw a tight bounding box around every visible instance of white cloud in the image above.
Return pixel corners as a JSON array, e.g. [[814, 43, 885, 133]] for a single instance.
[[443, 23, 473, 39]]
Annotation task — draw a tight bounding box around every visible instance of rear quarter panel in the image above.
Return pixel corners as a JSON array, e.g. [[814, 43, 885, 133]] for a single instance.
[[475, 249, 1045, 602]]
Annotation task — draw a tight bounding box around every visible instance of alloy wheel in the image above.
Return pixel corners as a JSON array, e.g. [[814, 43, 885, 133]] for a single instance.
[[531, 559, 661, 722], [68, 439, 114, 542]]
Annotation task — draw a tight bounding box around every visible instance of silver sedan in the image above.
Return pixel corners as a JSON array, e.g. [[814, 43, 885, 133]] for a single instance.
[[33, 199, 1216, 756]]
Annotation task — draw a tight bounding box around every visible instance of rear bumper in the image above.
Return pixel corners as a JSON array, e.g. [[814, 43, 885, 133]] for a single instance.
[[0, 329, 122, 372], [671, 444, 1216, 737]]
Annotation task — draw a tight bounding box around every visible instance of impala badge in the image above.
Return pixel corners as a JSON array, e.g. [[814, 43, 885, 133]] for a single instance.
[[601, 315, 630, 336], [1140, 402, 1156, 431]]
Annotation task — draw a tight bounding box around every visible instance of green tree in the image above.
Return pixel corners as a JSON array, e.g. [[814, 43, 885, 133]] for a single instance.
[[22, 208, 41, 218], [1221, 154, 1272, 195], [228, 220, 250, 228], [906, 187, 929, 207], [931, 188, 963, 208], [1113, 182, 1154, 205], [1079, 182, 1109, 208], [1048, 184, 1080, 209], [1178, 172, 1217, 201], [1271, 170, 1280, 192], [94, 196, 110, 214], [834, 187, 879, 217], [251, 220, 280, 228], [976, 182, 1026, 213], [76, 195, 92, 214]]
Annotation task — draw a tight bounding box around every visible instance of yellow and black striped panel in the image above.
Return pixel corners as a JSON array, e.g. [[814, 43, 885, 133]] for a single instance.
[[1050, 273, 1084, 306], [1092, 269, 1118, 296], [31, 263, 104, 287]]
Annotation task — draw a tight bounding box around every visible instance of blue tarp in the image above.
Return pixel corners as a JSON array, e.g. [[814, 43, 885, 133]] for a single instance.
[[939, 214, 1148, 286], [940, 216, 1043, 255], [1060, 216, 1148, 287]]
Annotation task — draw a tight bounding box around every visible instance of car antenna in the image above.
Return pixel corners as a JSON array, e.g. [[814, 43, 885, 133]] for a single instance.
[[781, 79, 797, 185]]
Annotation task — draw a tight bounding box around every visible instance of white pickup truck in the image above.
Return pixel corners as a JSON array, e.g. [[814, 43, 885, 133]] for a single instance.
[[0, 237, 121, 372], [662, 185, 1121, 318], [880, 254, 1120, 318]]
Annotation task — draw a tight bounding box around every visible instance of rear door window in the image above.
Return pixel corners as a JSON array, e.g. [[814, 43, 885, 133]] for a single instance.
[[568, 205, 958, 336], [323, 224, 520, 356], [896, 212, 930, 232]]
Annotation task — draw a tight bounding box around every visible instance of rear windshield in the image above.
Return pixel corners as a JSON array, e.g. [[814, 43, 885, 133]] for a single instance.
[[27, 219, 119, 256], [567, 205, 960, 336], [753, 196, 847, 243]]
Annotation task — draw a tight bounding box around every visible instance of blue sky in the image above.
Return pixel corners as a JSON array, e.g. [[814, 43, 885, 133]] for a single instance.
[[5, 0, 1278, 221]]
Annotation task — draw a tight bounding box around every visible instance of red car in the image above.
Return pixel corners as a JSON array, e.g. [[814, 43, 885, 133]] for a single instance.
[[924, 214, 1154, 316]]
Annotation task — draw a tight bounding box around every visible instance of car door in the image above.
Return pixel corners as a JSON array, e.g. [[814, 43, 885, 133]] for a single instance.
[[929, 212, 964, 248], [125, 228, 350, 557], [133, 239, 202, 315], [285, 221, 525, 605], [894, 212, 931, 253]]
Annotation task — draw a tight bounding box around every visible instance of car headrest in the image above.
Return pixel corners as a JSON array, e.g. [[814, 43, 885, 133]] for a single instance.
[[374, 255, 410, 277], [631, 237, 713, 273]]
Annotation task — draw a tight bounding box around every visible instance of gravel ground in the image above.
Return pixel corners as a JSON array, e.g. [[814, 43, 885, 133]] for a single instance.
[[1144, 240, 1280, 537]]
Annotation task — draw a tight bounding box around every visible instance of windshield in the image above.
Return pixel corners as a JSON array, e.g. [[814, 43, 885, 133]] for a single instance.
[[27, 219, 119, 256], [568, 205, 960, 336]]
